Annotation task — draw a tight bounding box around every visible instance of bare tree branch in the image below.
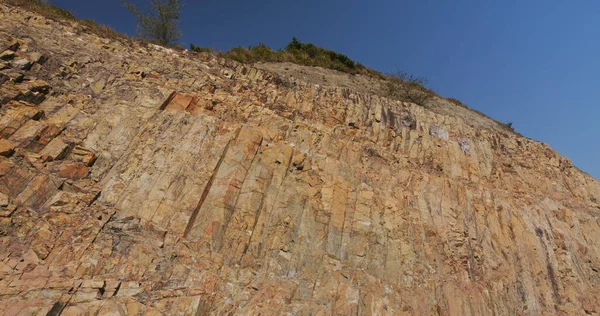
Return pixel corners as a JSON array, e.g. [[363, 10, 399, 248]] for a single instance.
[[121, 0, 183, 46]]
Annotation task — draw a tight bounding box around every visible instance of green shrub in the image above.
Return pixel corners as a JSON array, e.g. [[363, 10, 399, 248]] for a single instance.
[[249, 43, 276, 61], [385, 70, 434, 106], [215, 38, 440, 106], [215, 37, 370, 75], [190, 44, 212, 53]]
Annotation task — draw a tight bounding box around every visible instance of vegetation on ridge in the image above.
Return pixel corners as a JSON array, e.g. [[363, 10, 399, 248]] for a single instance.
[[121, 0, 183, 46], [193, 37, 380, 77], [6, 0, 437, 107], [5, 0, 76, 20], [191, 38, 437, 106], [5, 0, 517, 133], [385, 70, 434, 106], [5, 0, 125, 41]]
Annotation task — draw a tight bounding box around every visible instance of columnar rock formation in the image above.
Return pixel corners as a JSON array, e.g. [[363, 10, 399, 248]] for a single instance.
[[1, 3, 599, 315]]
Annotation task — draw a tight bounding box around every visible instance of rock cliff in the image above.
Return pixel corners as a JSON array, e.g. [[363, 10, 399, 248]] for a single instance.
[[1, 3, 599, 315]]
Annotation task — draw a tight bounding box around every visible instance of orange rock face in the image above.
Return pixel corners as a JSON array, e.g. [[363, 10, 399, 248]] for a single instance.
[[0, 3, 599, 316]]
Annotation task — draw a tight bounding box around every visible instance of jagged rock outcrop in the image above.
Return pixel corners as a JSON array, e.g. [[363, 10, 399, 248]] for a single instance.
[[1, 3, 599, 315]]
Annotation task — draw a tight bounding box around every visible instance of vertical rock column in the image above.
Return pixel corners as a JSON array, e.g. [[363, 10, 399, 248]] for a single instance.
[[185, 126, 263, 250]]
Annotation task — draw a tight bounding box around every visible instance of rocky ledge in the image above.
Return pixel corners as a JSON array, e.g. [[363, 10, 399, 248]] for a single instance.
[[0, 3, 599, 315]]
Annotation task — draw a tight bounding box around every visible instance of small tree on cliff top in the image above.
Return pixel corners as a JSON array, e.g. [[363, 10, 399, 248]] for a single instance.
[[121, 0, 183, 46]]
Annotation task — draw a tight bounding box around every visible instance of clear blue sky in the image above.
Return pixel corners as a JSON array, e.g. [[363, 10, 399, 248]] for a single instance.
[[51, 0, 600, 179]]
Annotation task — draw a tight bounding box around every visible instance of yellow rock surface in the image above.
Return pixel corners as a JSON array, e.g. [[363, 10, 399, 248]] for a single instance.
[[0, 2, 599, 315]]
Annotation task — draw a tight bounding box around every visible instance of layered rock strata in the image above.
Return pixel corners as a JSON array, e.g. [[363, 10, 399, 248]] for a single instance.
[[0, 3, 599, 315]]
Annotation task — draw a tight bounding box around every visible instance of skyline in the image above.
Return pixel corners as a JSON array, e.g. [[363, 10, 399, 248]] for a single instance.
[[51, 0, 600, 179]]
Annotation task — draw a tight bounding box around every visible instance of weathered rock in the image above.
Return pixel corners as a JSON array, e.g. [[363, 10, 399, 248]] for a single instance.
[[0, 2, 599, 315], [8, 119, 47, 147], [9, 58, 31, 70], [0, 191, 8, 207], [70, 146, 96, 166], [54, 161, 90, 180], [0, 69, 24, 85], [27, 51, 45, 64], [0, 49, 14, 61], [0, 139, 14, 157], [39, 137, 68, 162], [0, 34, 18, 52]]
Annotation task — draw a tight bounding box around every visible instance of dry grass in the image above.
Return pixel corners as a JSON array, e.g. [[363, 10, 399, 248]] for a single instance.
[[384, 70, 437, 106], [5, 0, 125, 41], [5, 0, 76, 20], [447, 97, 468, 109], [6, 1, 517, 134], [216, 39, 383, 77]]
